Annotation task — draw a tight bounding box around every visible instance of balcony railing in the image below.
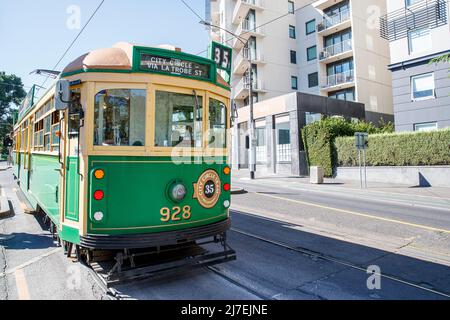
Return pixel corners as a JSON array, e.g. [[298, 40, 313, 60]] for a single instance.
[[380, 0, 448, 41], [322, 70, 354, 88], [233, 0, 265, 25], [317, 9, 351, 32], [320, 39, 352, 60], [235, 77, 265, 98]]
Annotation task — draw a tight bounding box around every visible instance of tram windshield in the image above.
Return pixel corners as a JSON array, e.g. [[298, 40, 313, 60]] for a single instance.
[[155, 91, 203, 148], [94, 89, 146, 146]]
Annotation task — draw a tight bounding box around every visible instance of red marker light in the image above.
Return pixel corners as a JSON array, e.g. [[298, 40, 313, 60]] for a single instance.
[[223, 183, 231, 192], [93, 190, 104, 201]]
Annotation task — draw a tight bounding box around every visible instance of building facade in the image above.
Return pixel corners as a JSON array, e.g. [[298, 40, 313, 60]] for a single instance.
[[381, 0, 450, 132], [207, 0, 395, 175], [208, 0, 394, 123]]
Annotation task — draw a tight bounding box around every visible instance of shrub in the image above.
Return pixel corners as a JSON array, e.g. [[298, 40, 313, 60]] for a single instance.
[[335, 129, 450, 167], [301, 118, 393, 176]]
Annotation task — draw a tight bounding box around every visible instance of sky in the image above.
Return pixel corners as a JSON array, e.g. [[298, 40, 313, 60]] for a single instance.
[[0, 0, 209, 98]]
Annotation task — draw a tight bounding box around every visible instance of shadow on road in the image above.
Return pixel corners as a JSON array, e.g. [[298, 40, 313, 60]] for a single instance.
[[228, 210, 450, 300], [0, 232, 55, 250]]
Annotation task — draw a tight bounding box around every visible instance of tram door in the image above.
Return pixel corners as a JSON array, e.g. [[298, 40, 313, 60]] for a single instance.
[[63, 89, 82, 223]]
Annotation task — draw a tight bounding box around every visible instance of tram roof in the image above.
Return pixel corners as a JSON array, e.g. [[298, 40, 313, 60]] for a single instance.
[[61, 42, 230, 89]]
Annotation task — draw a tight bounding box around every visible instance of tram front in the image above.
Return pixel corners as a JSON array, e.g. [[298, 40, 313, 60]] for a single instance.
[[57, 43, 234, 259]]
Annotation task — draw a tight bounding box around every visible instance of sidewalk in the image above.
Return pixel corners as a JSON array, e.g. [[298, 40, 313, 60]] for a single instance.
[[232, 169, 450, 210]]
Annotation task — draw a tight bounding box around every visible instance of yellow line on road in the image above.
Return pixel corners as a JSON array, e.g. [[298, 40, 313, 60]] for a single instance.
[[14, 269, 30, 300], [255, 193, 450, 234]]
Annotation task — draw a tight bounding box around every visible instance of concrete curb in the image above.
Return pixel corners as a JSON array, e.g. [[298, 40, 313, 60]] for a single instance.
[[0, 196, 10, 218], [231, 187, 247, 195]]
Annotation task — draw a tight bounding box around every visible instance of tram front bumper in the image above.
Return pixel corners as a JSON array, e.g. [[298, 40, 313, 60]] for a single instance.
[[79, 218, 231, 250]]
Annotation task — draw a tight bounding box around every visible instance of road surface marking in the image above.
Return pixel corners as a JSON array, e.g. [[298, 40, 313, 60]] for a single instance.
[[0, 248, 61, 278], [254, 192, 450, 234], [14, 269, 30, 300]]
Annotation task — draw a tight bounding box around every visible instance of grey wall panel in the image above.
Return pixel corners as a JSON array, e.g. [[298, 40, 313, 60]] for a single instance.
[[392, 60, 450, 131]]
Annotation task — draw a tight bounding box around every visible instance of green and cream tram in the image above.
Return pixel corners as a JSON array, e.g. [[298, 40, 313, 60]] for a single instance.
[[12, 42, 234, 269]]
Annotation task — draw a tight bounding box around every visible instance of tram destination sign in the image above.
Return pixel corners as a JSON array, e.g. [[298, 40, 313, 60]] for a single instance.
[[140, 53, 211, 81]]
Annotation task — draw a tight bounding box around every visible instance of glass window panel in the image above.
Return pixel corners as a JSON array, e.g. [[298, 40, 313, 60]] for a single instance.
[[155, 91, 203, 148], [412, 73, 434, 100], [94, 89, 146, 146], [209, 98, 227, 149], [408, 27, 431, 54]]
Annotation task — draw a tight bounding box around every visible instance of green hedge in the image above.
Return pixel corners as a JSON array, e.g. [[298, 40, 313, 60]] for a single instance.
[[301, 118, 394, 176], [335, 129, 450, 167]]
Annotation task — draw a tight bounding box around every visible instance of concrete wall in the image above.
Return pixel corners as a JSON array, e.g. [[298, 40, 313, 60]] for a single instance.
[[391, 57, 450, 132], [351, 0, 394, 119], [336, 166, 450, 187]]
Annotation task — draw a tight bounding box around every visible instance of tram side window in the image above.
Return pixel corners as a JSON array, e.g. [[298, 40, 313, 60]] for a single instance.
[[44, 116, 51, 151], [155, 91, 203, 148], [34, 120, 44, 151], [51, 111, 60, 152], [94, 89, 146, 146], [208, 99, 227, 149]]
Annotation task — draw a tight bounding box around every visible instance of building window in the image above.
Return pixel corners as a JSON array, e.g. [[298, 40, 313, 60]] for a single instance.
[[328, 88, 355, 101], [414, 122, 438, 132], [411, 73, 435, 101], [305, 112, 322, 125], [291, 76, 298, 90], [290, 50, 297, 64], [289, 25, 296, 39], [305, 19, 316, 35], [408, 27, 431, 55], [244, 93, 259, 106], [308, 72, 319, 88], [288, 1, 295, 14], [405, 0, 422, 7], [94, 89, 147, 146], [307, 46, 317, 61], [276, 116, 291, 163]]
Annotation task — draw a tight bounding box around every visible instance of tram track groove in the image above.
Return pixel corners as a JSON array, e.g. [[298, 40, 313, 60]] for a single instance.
[[230, 227, 450, 299]]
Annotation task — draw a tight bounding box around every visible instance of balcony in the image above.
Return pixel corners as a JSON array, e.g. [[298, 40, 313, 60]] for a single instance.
[[233, 48, 265, 75], [317, 9, 351, 36], [321, 70, 355, 91], [319, 39, 353, 62], [234, 77, 266, 100], [232, 19, 265, 49], [380, 0, 448, 42], [232, 0, 265, 25]]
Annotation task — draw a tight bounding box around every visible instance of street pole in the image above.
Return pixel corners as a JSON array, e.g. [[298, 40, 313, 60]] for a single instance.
[[248, 53, 256, 180], [200, 20, 257, 180]]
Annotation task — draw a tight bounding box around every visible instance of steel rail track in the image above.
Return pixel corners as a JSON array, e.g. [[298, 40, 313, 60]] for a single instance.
[[230, 227, 450, 299]]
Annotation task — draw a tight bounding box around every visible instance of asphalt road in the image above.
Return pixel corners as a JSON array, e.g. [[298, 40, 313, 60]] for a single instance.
[[1, 168, 449, 300]]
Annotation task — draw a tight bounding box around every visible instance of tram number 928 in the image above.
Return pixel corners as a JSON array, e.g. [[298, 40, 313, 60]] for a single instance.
[[160, 206, 192, 222]]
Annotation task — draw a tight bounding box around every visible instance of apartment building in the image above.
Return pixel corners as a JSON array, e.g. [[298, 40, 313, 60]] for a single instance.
[[208, 0, 394, 123], [380, 0, 450, 132], [208, 0, 394, 175]]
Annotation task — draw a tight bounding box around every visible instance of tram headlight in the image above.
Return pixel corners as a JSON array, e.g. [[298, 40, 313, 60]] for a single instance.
[[169, 182, 187, 202], [93, 211, 104, 222], [223, 200, 230, 208]]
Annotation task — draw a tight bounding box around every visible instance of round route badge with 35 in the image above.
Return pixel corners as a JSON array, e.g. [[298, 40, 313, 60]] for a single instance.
[[193, 170, 222, 209]]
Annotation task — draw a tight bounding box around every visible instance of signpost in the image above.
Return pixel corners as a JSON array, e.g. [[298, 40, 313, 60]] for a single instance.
[[355, 132, 369, 189]]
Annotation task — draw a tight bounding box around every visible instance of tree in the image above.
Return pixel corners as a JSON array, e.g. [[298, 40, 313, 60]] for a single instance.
[[0, 72, 26, 154]]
